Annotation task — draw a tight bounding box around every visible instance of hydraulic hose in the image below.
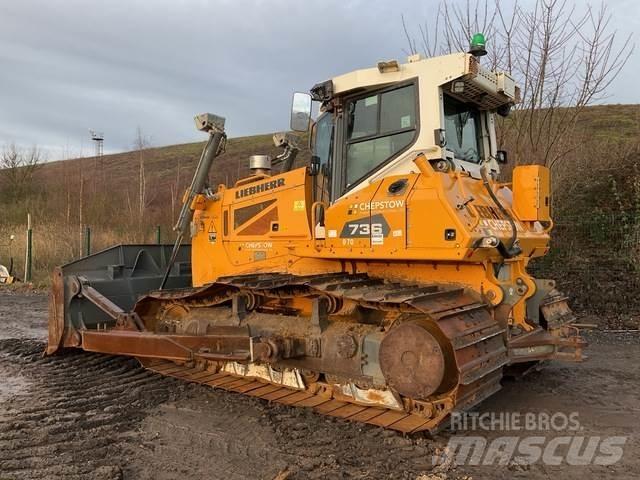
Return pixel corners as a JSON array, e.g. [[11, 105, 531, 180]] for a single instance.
[[480, 166, 521, 258], [160, 130, 225, 289], [277, 145, 299, 173]]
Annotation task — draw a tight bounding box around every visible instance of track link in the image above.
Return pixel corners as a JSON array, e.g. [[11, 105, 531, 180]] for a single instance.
[[135, 273, 508, 433], [141, 357, 437, 433]]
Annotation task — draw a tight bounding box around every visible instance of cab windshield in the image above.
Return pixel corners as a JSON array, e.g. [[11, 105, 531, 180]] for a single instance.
[[443, 95, 484, 164]]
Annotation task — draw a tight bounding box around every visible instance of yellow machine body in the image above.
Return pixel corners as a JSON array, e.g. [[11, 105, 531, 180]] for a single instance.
[[48, 51, 586, 434], [185, 52, 556, 330], [512, 165, 551, 223], [191, 163, 551, 330]]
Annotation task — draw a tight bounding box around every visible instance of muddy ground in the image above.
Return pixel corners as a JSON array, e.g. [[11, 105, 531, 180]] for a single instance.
[[0, 291, 638, 480]]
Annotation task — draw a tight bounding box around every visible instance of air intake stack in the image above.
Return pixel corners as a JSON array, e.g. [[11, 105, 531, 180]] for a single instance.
[[249, 154, 272, 176]]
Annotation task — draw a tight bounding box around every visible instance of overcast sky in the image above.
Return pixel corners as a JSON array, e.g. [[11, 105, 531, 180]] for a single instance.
[[0, 0, 637, 159]]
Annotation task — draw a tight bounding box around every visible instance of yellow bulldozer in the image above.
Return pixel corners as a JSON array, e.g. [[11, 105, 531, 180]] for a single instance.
[[47, 39, 585, 434]]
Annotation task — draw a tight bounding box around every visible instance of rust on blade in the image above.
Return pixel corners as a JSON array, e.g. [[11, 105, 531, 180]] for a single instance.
[[135, 357, 499, 434], [387, 415, 432, 434], [47, 267, 66, 355], [233, 381, 268, 393], [207, 375, 239, 387], [147, 361, 186, 374], [225, 378, 257, 391], [292, 395, 331, 408], [313, 399, 348, 414], [277, 391, 315, 405], [188, 370, 221, 381], [348, 408, 386, 423]]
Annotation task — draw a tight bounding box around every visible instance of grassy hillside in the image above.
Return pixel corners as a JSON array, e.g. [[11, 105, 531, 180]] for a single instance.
[[37, 103, 640, 198], [573, 104, 640, 142], [0, 131, 310, 281], [38, 132, 310, 222], [41, 133, 302, 187]]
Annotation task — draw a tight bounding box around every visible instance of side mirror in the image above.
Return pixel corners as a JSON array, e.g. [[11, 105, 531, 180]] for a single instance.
[[496, 150, 508, 164], [290, 92, 312, 132]]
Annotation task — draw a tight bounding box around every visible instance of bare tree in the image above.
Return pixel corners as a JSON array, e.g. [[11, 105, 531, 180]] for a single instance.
[[0, 144, 43, 199], [402, 0, 633, 172], [78, 168, 85, 256], [133, 126, 151, 220], [171, 157, 183, 223]]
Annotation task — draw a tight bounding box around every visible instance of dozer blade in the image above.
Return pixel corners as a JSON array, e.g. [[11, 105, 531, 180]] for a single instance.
[[47, 244, 192, 355]]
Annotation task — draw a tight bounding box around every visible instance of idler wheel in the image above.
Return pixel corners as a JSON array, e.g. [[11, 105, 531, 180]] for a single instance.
[[379, 322, 446, 399]]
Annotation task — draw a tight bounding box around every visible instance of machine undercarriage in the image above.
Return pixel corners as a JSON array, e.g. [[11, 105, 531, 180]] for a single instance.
[[48, 246, 584, 434]]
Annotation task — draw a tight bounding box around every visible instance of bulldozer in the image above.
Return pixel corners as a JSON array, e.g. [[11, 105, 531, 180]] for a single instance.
[[47, 40, 586, 434]]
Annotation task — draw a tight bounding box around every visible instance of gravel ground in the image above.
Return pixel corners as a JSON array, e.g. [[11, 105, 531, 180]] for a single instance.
[[0, 291, 638, 479]]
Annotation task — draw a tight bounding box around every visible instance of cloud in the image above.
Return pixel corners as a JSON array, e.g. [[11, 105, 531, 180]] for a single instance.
[[0, 0, 636, 158]]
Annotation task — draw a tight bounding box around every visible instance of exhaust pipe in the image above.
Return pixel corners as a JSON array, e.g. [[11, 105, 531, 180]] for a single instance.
[[249, 154, 272, 176]]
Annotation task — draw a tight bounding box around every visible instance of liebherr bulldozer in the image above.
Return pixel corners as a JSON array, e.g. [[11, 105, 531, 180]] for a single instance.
[[48, 43, 586, 434]]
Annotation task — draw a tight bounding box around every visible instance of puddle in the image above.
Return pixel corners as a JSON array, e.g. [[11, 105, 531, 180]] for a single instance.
[[0, 367, 31, 416]]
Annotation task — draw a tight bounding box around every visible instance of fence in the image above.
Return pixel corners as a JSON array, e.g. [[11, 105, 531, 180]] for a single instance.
[[0, 222, 169, 284]]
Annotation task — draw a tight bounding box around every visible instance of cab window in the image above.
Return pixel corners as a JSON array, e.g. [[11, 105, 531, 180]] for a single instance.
[[443, 94, 484, 163], [344, 83, 417, 188]]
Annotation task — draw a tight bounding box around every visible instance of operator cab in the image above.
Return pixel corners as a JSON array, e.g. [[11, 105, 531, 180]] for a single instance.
[[290, 43, 517, 207]]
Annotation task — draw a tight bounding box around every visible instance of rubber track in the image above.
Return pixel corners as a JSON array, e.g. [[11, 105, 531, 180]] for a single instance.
[[0, 338, 182, 480]]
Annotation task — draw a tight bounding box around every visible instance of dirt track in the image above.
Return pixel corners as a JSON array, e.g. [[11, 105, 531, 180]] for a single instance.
[[0, 291, 638, 479]]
